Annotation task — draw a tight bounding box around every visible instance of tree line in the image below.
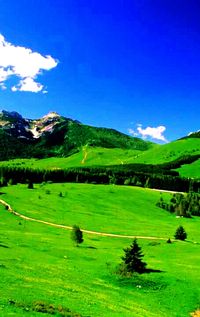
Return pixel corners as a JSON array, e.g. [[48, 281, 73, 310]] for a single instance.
[[156, 192, 200, 217], [0, 165, 199, 192]]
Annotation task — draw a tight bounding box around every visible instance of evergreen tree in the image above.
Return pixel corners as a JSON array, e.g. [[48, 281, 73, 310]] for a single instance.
[[174, 225, 187, 241], [109, 175, 117, 185], [27, 180, 34, 189], [124, 178, 131, 186], [71, 225, 84, 246], [144, 177, 150, 188], [121, 239, 147, 274], [0, 176, 7, 187], [8, 178, 14, 185]]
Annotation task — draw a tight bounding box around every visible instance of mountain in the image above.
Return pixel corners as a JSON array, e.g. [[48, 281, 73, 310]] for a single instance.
[[0, 110, 70, 139], [0, 110, 199, 180], [185, 131, 200, 139], [0, 110, 153, 160]]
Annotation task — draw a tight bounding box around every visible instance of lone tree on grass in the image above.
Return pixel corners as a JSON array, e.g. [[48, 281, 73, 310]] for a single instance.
[[71, 225, 84, 246], [27, 180, 34, 189], [174, 225, 187, 241], [121, 238, 147, 274]]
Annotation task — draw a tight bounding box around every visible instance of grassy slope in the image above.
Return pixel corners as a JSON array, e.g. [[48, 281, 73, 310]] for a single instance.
[[176, 159, 200, 179], [0, 115, 153, 160], [0, 138, 199, 173], [0, 183, 200, 316], [2, 183, 199, 239], [0, 147, 143, 170], [132, 138, 200, 164]]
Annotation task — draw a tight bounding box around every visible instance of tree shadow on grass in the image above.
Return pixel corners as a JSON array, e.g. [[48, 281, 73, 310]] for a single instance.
[[112, 269, 167, 291], [82, 245, 97, 249], [88, 237, 100, 241], [144, 268, 163, 274], [0, 243, 9, 248], [184, 240, 200, 245]]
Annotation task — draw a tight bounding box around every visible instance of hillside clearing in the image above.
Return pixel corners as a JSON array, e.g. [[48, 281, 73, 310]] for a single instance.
[[1, 183, 200, 316], [0, 198, 174, 241]]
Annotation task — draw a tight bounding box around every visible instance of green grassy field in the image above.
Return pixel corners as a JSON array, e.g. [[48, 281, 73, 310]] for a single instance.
[[0, 137, 199, 173], [0, 183, 200, 316], [176, 159, 200, 179], [132, 138, 200, 164], [0, 147, 143, 170]]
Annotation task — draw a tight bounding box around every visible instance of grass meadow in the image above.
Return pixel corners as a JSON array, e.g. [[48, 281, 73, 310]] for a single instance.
[[0, 137, 199, 175], [0, 183, 200, 316], [176, 159, 200, 179]]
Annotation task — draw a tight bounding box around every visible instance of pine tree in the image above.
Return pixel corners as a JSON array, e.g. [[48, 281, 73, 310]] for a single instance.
[[27, 180, 34, 189], [174, 225, 187, 241], [166, 238, 172, 244], [71, 225, 84, 246], [121, 239, 147, 274], [0, 176, 7, 187]]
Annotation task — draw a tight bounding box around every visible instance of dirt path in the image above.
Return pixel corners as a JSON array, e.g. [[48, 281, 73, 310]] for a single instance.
[[151, 188, 185, 194], [0, 198, 171, 241], [81, 145, 89, 164]]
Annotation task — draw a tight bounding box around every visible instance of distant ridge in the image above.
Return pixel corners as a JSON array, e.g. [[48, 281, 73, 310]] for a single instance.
[[186, 131, 200, 139], [0, 110, 152, 160]]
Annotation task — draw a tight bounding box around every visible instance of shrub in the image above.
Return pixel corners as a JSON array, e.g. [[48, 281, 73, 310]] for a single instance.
[[71, 225, 84, 246]]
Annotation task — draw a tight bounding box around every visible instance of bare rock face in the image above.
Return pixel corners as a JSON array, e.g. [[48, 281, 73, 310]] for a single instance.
[[0, 110, 32, 139], [30, 112, 62, 139], [0, 110, 62, 139]]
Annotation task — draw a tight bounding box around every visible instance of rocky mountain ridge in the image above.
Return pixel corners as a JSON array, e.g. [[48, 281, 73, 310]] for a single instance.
[[0, 110, 67, 139], [0, 110, 151, 160]]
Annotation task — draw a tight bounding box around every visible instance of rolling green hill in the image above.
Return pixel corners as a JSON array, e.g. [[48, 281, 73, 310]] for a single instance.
[[0, 137, 199, 179], [0, 183, 200, 316], [1, 111, 200, 317], [176, 159, 200, 179], [0, 147, 149, 170], [0, 111, 200, 183], [0, 110, 152, 160], [0, 110, 199, 180], [131, 138, 200, 164]]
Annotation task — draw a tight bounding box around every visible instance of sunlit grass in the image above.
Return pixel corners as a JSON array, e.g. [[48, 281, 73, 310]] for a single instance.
[[0, 183, 200, 316]]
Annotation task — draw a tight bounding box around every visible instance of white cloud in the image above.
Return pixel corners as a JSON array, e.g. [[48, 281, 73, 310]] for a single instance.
[[0, 34, 58, 93], [0, 82, 7, 90], [0, 67, 13, 82], [137, 126, 167, 142], [129, 124, 168, 142], [12, 77, 43, 93]]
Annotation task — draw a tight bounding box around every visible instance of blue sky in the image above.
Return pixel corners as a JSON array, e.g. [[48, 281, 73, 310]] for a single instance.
[[0, 0, 200, 142]]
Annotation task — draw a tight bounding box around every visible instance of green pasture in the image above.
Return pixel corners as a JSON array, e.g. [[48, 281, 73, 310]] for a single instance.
[[0, 183, 200, 316], [2, 183, 197, 239], [176, 159, 200, 179], [0, 147, 142, 170], [0, 137, 199, 172], [132, 138, 200, 164]]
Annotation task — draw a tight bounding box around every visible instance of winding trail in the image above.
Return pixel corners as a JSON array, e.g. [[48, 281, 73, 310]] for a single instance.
[[151, 188, 185, 194], [0, 198, 171, 241]]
